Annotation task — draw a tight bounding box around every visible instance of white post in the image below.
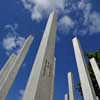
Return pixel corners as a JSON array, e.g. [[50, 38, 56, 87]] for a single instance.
[[68, 72, 76, 100], [72, 37, 97, 100], [96, 96, 99, 100], [0, 35, 33, 100], [0, 53, 16, 84], [23, 11, 57, 100], [90, 58, 100, 88], [65, 94, 69, 100]]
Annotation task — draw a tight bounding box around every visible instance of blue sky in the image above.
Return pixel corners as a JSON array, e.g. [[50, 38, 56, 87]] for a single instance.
[[0, 0, 100, 100]]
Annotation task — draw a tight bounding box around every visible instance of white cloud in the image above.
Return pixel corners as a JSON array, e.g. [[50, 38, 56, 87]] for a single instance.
[[78, 0, 100, 34], [21, 0, 65, 21], [31, 5, 43, 21], [20, 0, 100, 36], [58, 16, 74, 34], [3, 36, 16, 50], [78, 0, 92, 24], [16, 37, 25, 48], [5, 24, 18, 34], [77, 1, 100, 35], [3, 35, 25, 55], [78, 0, 86, 10], [34, 0, 65, 10], [83, 3, 92, 25], [2, 24, 25, 55], [89, 12, 100, 34]]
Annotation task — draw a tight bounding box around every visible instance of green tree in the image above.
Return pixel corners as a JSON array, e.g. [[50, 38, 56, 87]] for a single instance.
[[77, 50, 100, 99]]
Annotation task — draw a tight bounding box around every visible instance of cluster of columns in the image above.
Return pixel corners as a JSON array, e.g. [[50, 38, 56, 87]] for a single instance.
[[65, 37, 100, 100], [0, 35, 34, 100], [0, 11, 57, 100], [0, 11, 100, 100]]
